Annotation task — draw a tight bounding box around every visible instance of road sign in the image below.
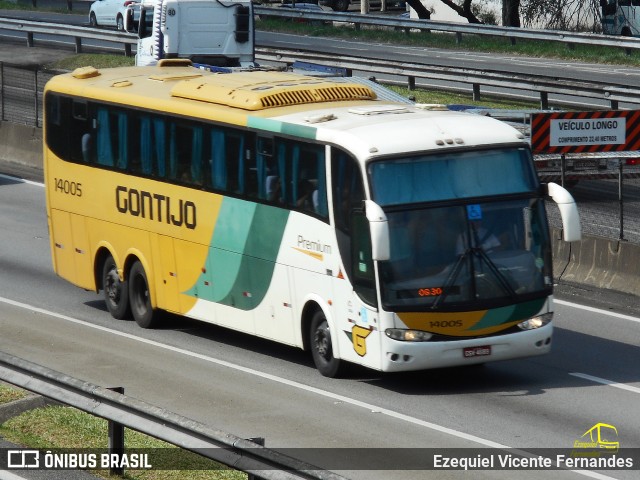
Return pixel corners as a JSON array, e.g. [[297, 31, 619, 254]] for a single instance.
[[530, 110, 640, 154]]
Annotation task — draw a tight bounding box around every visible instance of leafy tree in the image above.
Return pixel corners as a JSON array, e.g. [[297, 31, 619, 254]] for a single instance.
[[411, 1, 601, 30], [519, 0, 602, 31], [405, 0, 433, 19]]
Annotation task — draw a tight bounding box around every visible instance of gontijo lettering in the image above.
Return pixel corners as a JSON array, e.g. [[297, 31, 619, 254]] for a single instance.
[[115, 186, 196, 229]]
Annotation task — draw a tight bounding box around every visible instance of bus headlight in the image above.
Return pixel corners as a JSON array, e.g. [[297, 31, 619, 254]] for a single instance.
[[517, 313, 553, 331], [385, 329, 433, 342]]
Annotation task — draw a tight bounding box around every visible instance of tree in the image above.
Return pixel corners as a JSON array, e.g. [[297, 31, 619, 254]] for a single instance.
[[502, 0, 521, 27], [519, 0, 602, 31], [405, 0, 432, 19], [439, 0, 484, 24]]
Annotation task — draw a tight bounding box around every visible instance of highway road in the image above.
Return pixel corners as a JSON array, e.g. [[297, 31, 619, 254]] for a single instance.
[[0, 170, 639, 479], [3, 8, 640, 109], [0, 7, 639, 479]]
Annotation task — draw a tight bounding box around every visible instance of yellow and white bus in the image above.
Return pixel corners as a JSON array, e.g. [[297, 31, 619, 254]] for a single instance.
[[44, 62, 581, 377]]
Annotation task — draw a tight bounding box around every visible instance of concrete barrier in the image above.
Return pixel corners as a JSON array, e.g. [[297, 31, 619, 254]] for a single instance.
[[1, 120, 638, 297], [552, 228, 640, 296], [0, 121, 43, 171]]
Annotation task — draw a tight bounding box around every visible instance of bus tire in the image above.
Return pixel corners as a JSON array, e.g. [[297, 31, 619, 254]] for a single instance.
[[102, 254, 130, 320], [310, 310, 344, 377], [129, 260, 158, 328]]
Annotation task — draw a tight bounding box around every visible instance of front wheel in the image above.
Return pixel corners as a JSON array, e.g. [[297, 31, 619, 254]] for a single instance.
[[310, 310, 344, 377], [102, 254, 130, 319], [89, 12, 98, 28], [128, 261, 159, 328], [116, 14, 124, 31]]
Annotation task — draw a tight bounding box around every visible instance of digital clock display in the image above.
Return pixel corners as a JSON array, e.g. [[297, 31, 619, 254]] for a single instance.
[[418, 287, 443, 297]]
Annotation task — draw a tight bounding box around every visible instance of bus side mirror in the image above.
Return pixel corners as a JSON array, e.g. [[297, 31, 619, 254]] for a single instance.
[[363, 200, 390, 261], [544, 182, 582, 242]]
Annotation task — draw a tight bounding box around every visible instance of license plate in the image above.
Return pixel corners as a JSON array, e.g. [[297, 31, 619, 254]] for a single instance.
[[573, 160, 598, 170], [463, 346, 492, 358]]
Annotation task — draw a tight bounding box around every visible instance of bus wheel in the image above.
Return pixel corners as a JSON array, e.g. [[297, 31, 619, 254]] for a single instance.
[[310, 310, 344, 377], [102, 255, 130, 320], [129, 261, 158, 328]]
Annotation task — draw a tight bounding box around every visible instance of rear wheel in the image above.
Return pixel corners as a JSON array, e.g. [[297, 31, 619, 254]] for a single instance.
[[89, 12, 98, 28], [128, 260, 159, 328], [310, 310, 344, 377], [102, 254, 130, 319]]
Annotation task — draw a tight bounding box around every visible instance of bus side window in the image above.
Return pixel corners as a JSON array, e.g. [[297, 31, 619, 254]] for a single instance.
[[351, 211, 377, 306], [256, 137, 274, 200], [71, 100, 93, 163], [332, 149, 365, 233]]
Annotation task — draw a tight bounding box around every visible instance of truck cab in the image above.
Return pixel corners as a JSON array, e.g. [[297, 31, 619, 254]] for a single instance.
[[126, 0, 255, 67]]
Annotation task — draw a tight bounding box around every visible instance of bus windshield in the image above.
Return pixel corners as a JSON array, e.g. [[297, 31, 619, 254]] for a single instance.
[[368, 148, 552, 311]]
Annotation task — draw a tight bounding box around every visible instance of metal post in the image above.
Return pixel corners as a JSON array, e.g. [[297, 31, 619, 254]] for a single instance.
[[33, 68, 38, 127], [247, 437, 265, 480], [472, 83, 480, 101], [610, 99, 619, 110], [560, 154, 566, 188], [408, 76, 415, 91], [619, 159, 624, 241], [540, 92, 549, 110], [108, 387, 125, 476], [1, 63, 4, 122]]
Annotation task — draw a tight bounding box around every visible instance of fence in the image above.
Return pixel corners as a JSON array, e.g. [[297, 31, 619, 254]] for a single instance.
[[0, 63, 56, 127]]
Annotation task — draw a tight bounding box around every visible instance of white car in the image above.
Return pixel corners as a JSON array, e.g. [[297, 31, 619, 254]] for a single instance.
[[89, 0, 138, 31]]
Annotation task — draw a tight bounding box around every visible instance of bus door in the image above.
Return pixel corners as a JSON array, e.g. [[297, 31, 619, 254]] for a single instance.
[[49, 210, 93, 290], [330, 148, 382, 369]]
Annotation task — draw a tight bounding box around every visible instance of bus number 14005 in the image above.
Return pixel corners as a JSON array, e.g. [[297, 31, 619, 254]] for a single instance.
[[54, 178, 82, 197]]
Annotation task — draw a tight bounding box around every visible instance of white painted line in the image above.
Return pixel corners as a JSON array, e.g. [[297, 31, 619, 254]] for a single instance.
[[0, 471, 30, 480], [0, 173, 44, 188], [0, 296, 618, 479], [555, 299, 640, 324], [570, 372, 640, 395]]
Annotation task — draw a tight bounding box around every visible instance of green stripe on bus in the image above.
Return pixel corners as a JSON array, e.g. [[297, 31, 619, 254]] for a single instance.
[[248, 117, 317, 139], [469, 298, 547, 331], [186, 198, 289, 310]]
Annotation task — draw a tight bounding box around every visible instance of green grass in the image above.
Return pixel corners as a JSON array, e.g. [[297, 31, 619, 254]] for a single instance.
[[0, 404, 247, 479], [3, 0, 635, 107], [0, 383, 29, 404], [255, 17, 640, 67], [3, 0, 639, 66], [50, 53, 135, 71]]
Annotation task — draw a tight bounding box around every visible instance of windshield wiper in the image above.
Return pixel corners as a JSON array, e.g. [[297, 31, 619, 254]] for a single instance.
[[433, 246, 517, 308]]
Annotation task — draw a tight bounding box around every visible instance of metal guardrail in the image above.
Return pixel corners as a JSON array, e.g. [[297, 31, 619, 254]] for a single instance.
[[0, 16, 135, 55], [253, 7, 640, 53], [2, 11, 640, 109], [255, 47, 640, 109], [0, 351, 348, 480]]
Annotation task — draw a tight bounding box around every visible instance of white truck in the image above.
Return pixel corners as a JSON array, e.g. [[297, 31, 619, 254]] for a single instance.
[[601, 0, 640, 37], [125, 0, 255, 68]]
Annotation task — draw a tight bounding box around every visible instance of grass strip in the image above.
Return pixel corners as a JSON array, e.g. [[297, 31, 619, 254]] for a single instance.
[[0, 396, 247, 479]]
